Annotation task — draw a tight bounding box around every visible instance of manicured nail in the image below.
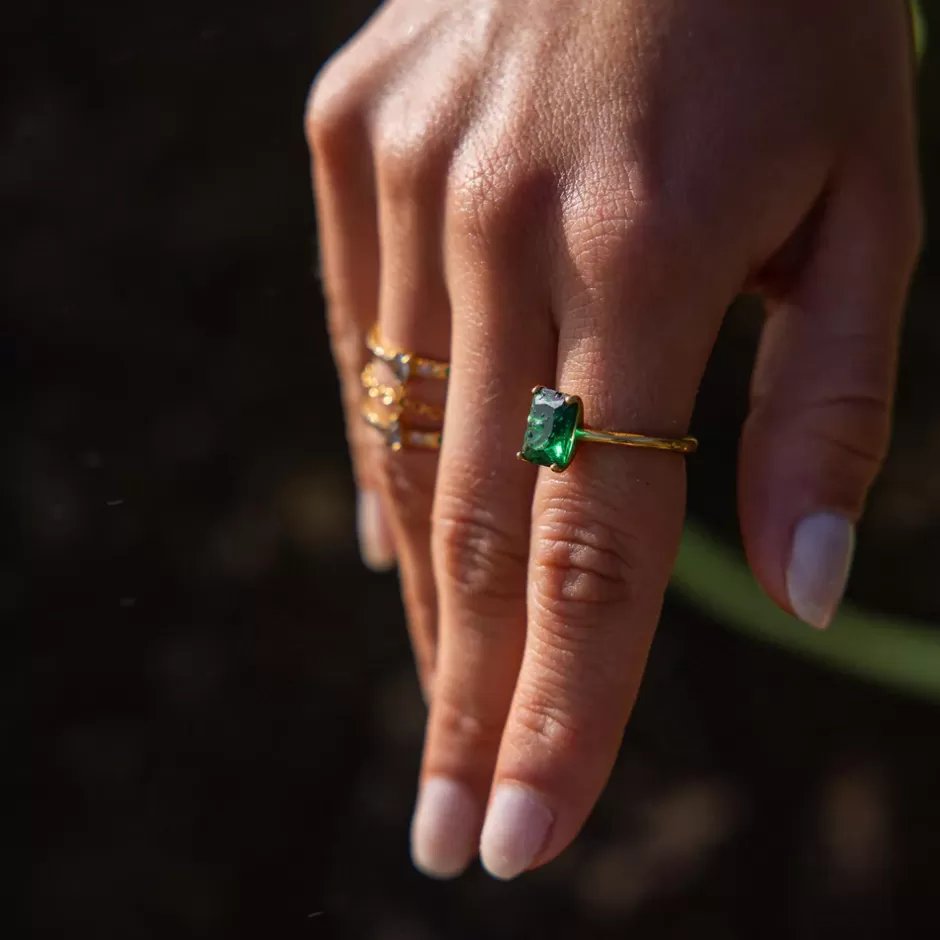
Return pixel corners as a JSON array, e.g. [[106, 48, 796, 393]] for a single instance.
[[410, 777, 479, 879], [356, 491, 396, 572], [787, 511, 855, 629], [480, 783, 553, 881]]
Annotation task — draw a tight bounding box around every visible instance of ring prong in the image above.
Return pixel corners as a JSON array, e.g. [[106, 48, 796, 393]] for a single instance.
[[531, 385, 542, 395], [516, 451, 527, 462], [564, 394, 577, 406], [549, 463, 565, 473]]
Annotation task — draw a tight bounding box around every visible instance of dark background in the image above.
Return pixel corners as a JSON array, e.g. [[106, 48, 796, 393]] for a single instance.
[[9, 2, 940, 937]]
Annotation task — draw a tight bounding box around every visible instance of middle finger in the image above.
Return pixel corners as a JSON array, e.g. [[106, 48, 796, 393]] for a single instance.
[[409, 171, 557, 879]]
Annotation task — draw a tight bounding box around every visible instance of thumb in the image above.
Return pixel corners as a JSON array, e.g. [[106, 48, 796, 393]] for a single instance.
[[739, 167, 922, 628]]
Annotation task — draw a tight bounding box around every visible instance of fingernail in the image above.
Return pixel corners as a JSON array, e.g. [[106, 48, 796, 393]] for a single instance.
[[356, 491, 396, 572], [786, 511, 855, 629], [410, 777, 479, 879], [480, 783, 553, 881]]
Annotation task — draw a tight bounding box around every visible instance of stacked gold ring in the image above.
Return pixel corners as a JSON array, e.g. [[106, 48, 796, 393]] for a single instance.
[[360, 325, 449, 451], [360, 362, 445, 422], [366, 324, 450, 382]]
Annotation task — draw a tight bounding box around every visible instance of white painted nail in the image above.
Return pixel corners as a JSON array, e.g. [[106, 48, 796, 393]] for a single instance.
[[410, 777, 479, 879], [480, 783, 553, 881], [786, 511, 855, 629], [356, 491, 396, 572]]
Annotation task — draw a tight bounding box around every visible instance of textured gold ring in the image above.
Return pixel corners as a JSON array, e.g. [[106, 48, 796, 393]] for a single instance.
[[360, 362, 445, 422], [518, 386, 697, 472], [366, 324, 450, 382], [361, 403, 442, 452]]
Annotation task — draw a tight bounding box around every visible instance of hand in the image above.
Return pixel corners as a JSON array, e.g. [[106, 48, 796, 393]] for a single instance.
[[306, 0, 921, 879]]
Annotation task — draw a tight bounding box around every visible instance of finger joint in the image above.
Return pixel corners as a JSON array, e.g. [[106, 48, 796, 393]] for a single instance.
[[531, 505, 636, 611], [434, 501, 528, 605]]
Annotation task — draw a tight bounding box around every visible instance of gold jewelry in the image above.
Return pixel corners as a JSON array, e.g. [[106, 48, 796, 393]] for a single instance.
[[518, 386, 697, 472], [360, 362, 445, 422], [366, 324, 450, 382], [361, 403, 442, 452]]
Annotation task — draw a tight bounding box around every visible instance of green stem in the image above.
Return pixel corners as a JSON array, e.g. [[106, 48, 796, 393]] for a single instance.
[[673, 520, 940, 703]]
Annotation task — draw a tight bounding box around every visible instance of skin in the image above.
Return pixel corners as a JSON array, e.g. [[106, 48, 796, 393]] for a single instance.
[[306, 0, 921, 877]]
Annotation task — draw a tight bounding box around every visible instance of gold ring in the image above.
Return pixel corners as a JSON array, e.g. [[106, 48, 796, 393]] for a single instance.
[[517, 386, 697, 472], [366, 324, 450, 382], [361, 403, 442, 452], [360, 362, 446, 422]]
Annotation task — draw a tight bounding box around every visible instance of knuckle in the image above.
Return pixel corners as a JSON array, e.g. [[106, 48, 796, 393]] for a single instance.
[[305, 54, 365, 155], [448, 147, 557, 244], [531, 498, 636, 612], [564, 190, 683, 291], [373, 133, 436, 203], [749, 384, 891, 482], [373, 100, 454, 203], [433, 499, 528, 605], [567, 218, 634, 290], [432, 686, 505, 756], [804, 396, 889, 476], [511, 692, 588, 758]]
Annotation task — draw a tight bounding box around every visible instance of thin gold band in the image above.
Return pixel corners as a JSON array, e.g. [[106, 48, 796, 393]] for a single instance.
[[577, 427, 698, 454], [366, 324, 450, 382], [361, 404, 442, 452]]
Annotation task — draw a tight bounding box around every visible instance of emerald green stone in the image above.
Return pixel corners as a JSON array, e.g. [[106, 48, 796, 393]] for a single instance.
[[520, 387, 582, 470]]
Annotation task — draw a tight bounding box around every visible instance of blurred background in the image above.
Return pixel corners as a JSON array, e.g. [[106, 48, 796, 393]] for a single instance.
[[9, 2, 939, 938]]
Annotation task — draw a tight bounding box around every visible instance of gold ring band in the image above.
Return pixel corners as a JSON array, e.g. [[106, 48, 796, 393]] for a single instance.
[[360, 362, 446, 422], [576, 427, 697, 454], [366, 324, 450, 382], [361, 403, 442, 452], [518, 386, 697, 472]]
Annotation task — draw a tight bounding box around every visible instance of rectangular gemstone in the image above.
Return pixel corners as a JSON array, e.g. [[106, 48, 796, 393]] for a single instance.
[[520, 387, 581, 470]]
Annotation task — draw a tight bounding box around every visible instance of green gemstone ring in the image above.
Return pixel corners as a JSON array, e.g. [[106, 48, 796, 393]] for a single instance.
[[518, 386, 697, 472]]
